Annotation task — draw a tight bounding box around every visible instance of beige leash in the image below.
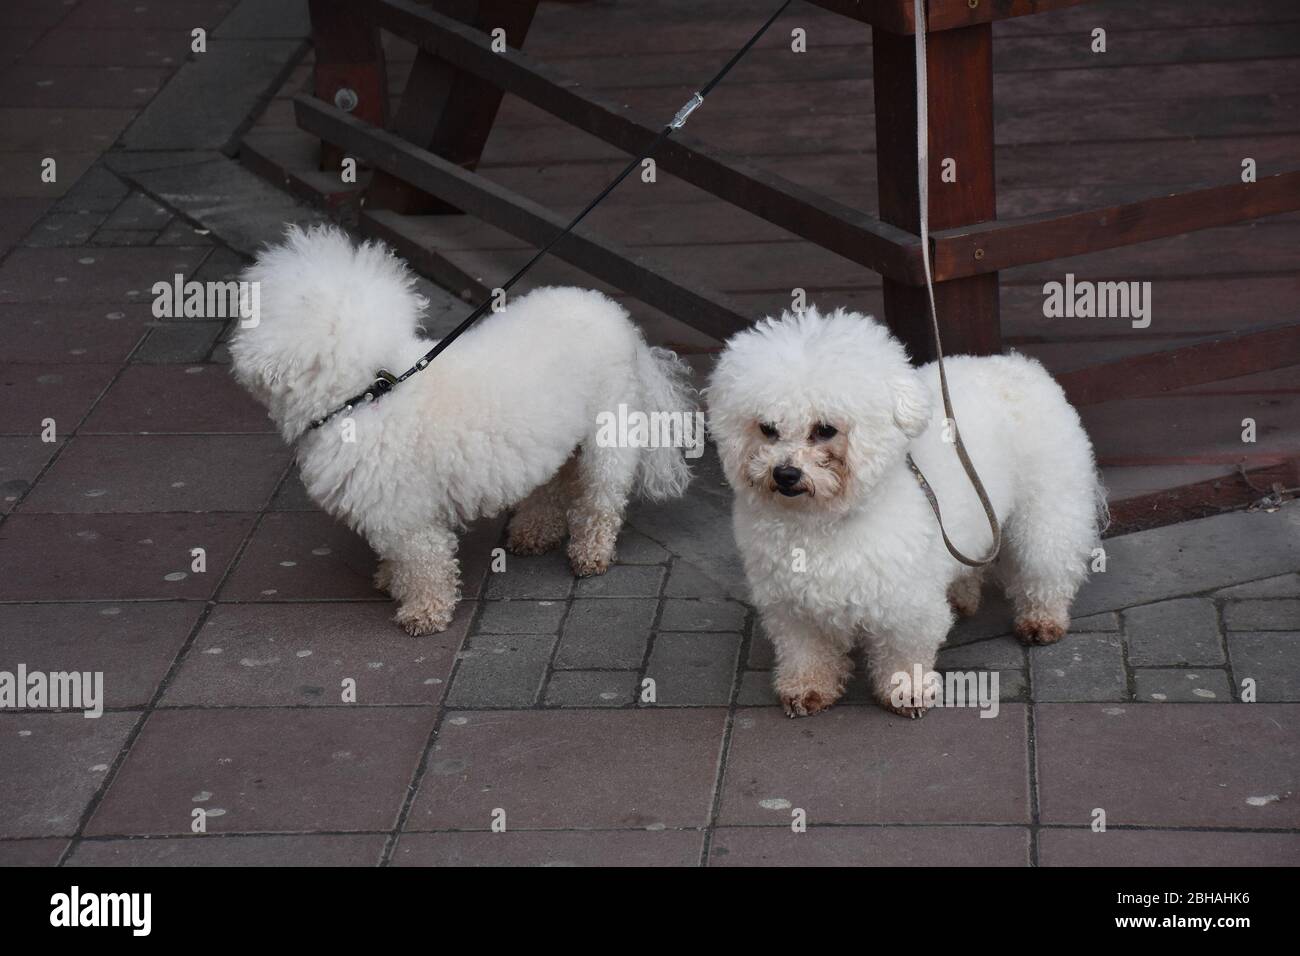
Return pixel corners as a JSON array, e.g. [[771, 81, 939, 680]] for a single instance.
[[904, 0, 1002, 568]]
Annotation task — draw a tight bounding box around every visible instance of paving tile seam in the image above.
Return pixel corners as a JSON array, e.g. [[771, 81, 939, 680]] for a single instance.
[[0, 597, 386, 606], [379, 553, 493, 867], [12, 822, 1299, 843], [1025, 701, 1042, 866], [12, 696, 1271, 717], [700, 606, 756, 867], [54, 504, 273, 866]]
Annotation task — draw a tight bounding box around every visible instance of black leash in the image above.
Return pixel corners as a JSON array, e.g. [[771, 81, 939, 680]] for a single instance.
[[308, 0, 794, 431]]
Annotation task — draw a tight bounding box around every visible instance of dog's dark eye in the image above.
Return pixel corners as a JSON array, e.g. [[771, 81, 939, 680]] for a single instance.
[[812, 423, 838, 441], [759, 422, 779, 439]]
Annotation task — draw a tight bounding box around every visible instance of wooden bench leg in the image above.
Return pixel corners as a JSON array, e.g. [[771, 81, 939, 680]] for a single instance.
[[873, 21, 1001, 361], [367, 0, 541, 215], [309, 0, 390, 171]]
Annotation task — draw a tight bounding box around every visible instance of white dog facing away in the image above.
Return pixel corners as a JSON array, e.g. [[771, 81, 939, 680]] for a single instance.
[[231, 226, 695, 636], [707, 307, 1105, 718]]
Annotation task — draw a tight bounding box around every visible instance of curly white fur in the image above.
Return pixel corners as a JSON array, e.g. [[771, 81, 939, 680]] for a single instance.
[[707, 307, 1105, 718], [230, 225, 695, 635]]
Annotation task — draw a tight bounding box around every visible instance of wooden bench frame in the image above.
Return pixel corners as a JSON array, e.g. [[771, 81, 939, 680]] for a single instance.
[[300, 0, 1300, 411]]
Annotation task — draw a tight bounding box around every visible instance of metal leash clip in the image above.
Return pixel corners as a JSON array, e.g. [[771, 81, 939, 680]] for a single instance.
[[366, 368, 400, 402], [670, 92, 704, 130]]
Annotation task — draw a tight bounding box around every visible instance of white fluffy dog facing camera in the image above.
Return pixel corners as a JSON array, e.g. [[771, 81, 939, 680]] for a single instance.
[[707, 307, 1104, 719], [231, 225, 696, 636]]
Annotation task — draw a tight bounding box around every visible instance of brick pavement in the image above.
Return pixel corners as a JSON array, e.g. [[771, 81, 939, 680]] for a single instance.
[[1, 0, 1298, 868]]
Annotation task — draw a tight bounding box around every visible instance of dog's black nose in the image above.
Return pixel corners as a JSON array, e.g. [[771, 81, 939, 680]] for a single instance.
[[772, 465, 802, 488]]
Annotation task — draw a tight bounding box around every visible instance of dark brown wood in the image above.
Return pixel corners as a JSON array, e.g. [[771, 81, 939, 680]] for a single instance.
[[361, 208, 494, 303], [308, 0, 389, 170], [1057, 322, 1300, 407], [1105, 459, 1300, 537], [932, 171, 1300, 280], [296, 93, 752, 342], [874, 21, 1000, 361], [368, 0, 540, 215], [360, 0, 925, 283], [807, 0, 1094, 33]]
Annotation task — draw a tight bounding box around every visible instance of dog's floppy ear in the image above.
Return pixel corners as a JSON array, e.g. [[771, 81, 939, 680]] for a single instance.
[[890, 372, 932, 438]]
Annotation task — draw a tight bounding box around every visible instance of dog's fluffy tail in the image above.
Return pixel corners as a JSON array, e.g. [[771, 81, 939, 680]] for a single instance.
[[632, 342, 697, 501]]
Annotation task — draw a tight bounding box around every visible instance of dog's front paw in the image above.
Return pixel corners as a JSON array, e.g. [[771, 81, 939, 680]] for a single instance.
[[1014, 616, 1068, 645], [775, 672, 845, 719], [780, 688, 838, 718], [395, 600, 455, 637], [879, 697, 932, 720], [567, 548, 613, 578]]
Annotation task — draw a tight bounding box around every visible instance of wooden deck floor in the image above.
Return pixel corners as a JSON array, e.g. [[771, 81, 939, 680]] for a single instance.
[[245, 0, 1300, 530]]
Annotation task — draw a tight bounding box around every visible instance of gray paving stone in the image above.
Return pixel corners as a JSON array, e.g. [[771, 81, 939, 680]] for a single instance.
[[101, 192, 171, 231], [737, 670, 777, 705], [937, 635, 1026, 670], [1215, 573, 1300, 598], [90, 229, 158, 247], [1039, 829, 1300, 867], [625, 448, 748, 599], [122, 39, 305, 151], [1133, 668, 1233, 702], [945, 591, 1016, 645], [644, 632, 740, 705], [447, 634, 555, 708], [576, 564, 664, 598], [155, 219, 215, 246], [214, 0, 311, 39], [1223, 599, 1300, 631], [193, 246, 247, 283], [1227, 632, 1300, 701], [69, 834, 385, 867], [1071, 508, 1300, 616], [710, 826, 1031, 867], [131, 321, 223, 363], [483, 551, 573, 600], [1036, 704, 1300, 828], [269, 469, 317, 511], [1030, 633, 1128, 702], [918, 667, 1025, 707], [394, 830, 702, 867], [125, 158, 324, 260], [475, 600, 566, 635], [1123, 597, 1224, 666], [554, 598, 657, 669], [52, 164, 128, 214], [1071, 611, 1119, 632], [23, 212, 102, 247], [658, 597, 747, 632], [664, 559, 727, 598], [407, 710, 724, 830], [748, 630, 774, 669], [991, 669, 1028, 702], [103, 152, 227, 176], [615, 530, 671, 564], [543, 670, 637, 707], [720, 706, 1031, 825]]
